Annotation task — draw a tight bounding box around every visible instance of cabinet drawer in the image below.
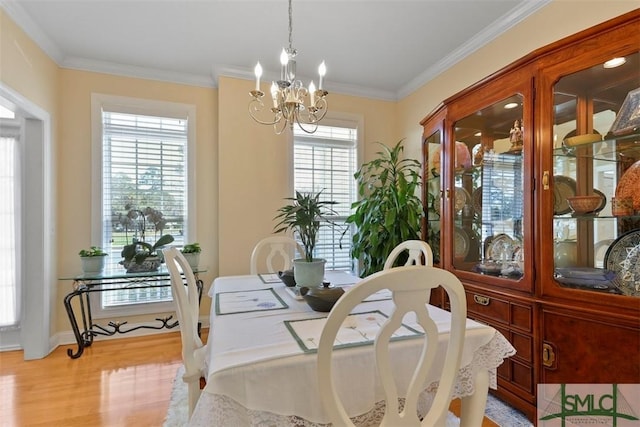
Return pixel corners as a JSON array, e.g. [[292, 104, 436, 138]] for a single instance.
[[465, 290, 510, 324], [464, 290, 533, 332]]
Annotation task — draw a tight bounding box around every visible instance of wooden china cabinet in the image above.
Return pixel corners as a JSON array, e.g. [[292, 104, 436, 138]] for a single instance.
[[421, 11, 640, 421]]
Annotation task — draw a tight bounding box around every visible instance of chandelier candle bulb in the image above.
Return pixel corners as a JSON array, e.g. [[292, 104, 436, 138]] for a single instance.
[[309, 81, 316, 104], [318, 61, 326, 90], [254, 62, 262, 91]]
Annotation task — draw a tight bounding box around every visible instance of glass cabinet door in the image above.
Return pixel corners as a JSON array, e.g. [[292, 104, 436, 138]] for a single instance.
[[552, 52, 640, 297], [452, 94, 526, 282], [424, 129, 442, 265]]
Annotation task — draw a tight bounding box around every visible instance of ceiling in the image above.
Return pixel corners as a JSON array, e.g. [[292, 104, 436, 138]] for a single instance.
[[2, 0, 550, 101]]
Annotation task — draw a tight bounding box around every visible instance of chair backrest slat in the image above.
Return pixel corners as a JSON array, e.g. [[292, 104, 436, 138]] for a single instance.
[[383, 240, 434, 270], [250, 236, 304, 274]]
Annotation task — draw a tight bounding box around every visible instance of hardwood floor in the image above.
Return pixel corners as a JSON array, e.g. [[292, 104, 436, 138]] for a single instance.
[[0, 332, 186, 426], [0, 330, 497, 426]]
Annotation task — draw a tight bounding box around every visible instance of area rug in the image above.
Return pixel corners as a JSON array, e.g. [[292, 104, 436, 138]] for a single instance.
[[485, 394, 533, 427], [165, 365, 528, 426]]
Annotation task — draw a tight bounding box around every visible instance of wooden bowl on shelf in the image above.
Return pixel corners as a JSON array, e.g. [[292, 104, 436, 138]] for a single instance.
[[563, 133, 602, 147], [567, 195, 602, 214]]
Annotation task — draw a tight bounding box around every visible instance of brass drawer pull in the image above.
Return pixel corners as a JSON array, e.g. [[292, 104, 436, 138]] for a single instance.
[[473, 294, 490, 306], [543, 170, 550, 190], [543, 343, 556, 368]]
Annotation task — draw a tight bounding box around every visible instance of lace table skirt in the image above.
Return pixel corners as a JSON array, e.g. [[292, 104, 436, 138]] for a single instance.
[[188, 332, 515, 426]]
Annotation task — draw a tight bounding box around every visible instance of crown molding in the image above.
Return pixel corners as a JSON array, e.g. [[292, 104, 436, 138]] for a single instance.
[[63, 56, 216, 88], [397, 0, 552, 100], [0, 0, 64, 63]]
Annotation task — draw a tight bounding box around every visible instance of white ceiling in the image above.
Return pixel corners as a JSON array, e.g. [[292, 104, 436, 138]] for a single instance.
[[2, 0, 550, 101]]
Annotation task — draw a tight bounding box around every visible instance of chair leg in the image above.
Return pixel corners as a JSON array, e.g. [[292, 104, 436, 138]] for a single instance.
[[187, 380, 203, 418], [459, 369, 489, 427]]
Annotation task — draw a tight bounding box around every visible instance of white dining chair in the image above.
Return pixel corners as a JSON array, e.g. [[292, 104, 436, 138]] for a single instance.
[[163, 247, 208, 419], [383, 240, 434, 270], [250, 235, 303, 274], [317, 266, 468, 427]]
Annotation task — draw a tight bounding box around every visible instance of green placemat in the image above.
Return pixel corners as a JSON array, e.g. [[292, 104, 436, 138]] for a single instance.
[[284, 310, 422, 353], [215, 288, 288, 315]]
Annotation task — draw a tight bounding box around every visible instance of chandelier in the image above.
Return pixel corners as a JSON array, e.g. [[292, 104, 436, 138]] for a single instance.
[[249, 0, 328, 134]]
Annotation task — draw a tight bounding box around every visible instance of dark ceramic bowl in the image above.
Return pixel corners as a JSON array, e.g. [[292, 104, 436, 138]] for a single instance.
[[278, 269, 296, 287], [299, 283, 344, 312]]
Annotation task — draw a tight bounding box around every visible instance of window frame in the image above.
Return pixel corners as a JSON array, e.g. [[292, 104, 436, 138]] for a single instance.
[[90, 94, 197, 318], [291, 113, 363, 274]]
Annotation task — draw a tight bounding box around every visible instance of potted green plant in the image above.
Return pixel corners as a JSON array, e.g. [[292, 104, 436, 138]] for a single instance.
[[181, 242, 201, 270], [274, 190, 339, 287], [345, 140, 423, 276], [78, 246, 108, 274]]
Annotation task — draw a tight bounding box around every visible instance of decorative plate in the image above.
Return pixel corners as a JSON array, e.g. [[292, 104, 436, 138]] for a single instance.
[[472, 186, 504, 217], [553, 175, 577, 215], [618, 244, 640, 296], [454, 227, 470, 260], [486, 233, 515, 261], [604, 229, 640, 297], [454, 186, 470, 212], [615, 160, 640, 211]]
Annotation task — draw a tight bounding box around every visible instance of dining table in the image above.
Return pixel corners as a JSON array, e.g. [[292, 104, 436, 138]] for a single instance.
[[188, 271, 516, 426]]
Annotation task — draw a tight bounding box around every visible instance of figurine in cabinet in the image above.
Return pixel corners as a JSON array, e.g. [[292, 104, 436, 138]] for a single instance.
[[509, 119, 524, 151]]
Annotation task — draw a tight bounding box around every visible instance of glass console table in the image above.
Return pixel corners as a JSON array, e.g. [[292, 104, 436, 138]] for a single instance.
[[59, 266, 205, 359]]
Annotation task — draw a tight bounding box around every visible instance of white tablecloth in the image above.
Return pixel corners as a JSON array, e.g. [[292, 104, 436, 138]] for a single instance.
[[189, 272, 516, 426]]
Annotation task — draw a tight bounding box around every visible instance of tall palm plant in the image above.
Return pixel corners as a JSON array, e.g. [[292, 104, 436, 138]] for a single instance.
[[346, 140, 423, 276]]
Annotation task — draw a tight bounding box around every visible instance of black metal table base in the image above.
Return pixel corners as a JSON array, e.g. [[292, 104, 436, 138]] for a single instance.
[[63, 275, 202, 359]]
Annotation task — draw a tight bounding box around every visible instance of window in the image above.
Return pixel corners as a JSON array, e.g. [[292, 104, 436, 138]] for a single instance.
[[0, 115, 21, 329], [293, 121, 359, 272], [91, 95, 195, 317]]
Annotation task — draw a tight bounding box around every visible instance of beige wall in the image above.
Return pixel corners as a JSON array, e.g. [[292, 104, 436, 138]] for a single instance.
[[217, 76, 397, 276], [56, 70, 218, 330], [0, 10, 59, 111], [1, 9, 60, 341], [1, 2, 637, 341]]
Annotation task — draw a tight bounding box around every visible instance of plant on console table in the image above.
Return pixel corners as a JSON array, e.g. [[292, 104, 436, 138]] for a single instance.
[[78, 246, 108, 274], [119, 205, 175, 273], [181, 242, 201, 270], [274, 190, 339, 287]]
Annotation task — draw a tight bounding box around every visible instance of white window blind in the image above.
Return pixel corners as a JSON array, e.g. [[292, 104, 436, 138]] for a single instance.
[[100, 110, 189, 309], [293, 124, 357, 271], [0, 119, 21, 329], [480, 151, 524, 242]]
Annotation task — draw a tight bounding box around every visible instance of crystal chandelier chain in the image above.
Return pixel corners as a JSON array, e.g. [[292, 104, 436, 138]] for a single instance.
[[287, 0, 293, 51], [248, 0, 328, 134]]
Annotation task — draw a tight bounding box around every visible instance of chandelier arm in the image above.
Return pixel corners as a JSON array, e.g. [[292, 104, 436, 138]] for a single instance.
[[294, 116, 319, 134], [248, 99, 284, 126], [274, 119, 289, 135]]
